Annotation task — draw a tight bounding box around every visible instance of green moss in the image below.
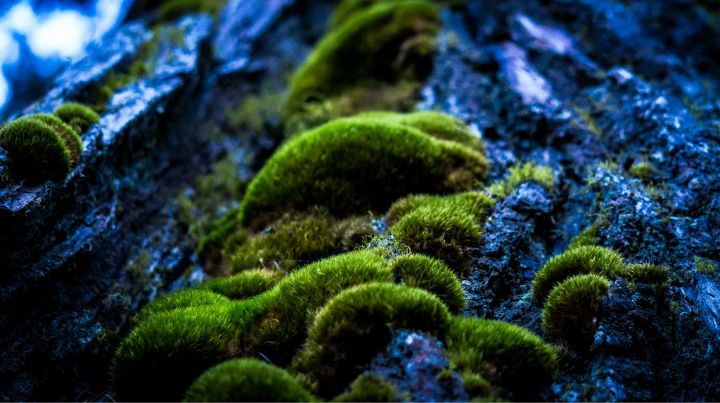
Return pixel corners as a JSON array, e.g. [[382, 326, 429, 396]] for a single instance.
[[391, 203, 480, 274], [112, 305, 240, 401], [25, 113, 83, 165], [197, 269, 281, 299], [568, 222, 602, 249], [239, 117, 488, 229], [293, 283, 451, 395], [333, 373, 397, 402], [487, 162, 554, 199], [183, 358, 316, 402], [386, 191, 494, 225], [225, 91, 284, 135], [446, 317, 558, 398], [542, 274, 610, 347], [284, 1, 440, 121], [133, 289, 230, 324], [628, 159, 654, 180], [228, 209, 374, 273], [390, 254, 466, 313], [694, 256, 717, 275], [0, 115, 74, 182], [625, 263, 669, 285], [54, 102, 100, 133], [532, 245, 625, 303], [459, 371, 493, 400], [251, 250, 394, 362]]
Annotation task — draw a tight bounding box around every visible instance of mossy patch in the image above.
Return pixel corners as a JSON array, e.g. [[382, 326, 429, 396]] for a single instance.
[[532, 245, 625, 303], [183, 358, 316, 402], [293, 282, 451, 396], [0, 115, 76, 182], [542, 274, 610, 347], [628, 159, 654, 180], [568, 221, 602, 249], [487, 162, 554, 199], [25, 113, 83, 165], [387, 191, 494, 225], [625, 263, 669, 285], [446, 317, 558, 399], [53, 102, 100, 133], [132, 288, 230, 324], [332, 373, 398, 402], [239, 117, 488, 229], [284, 0, 440, 125], [197, 269, 282, 299], [390, 254, 466, 313]]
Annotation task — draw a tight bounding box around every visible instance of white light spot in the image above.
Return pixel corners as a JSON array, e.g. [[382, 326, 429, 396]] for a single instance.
[[28, 11, 92, 58]]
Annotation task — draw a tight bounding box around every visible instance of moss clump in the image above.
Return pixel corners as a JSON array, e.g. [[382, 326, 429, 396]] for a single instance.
[[239, 117, 488, 229], [542, 274, 610, 347], [54, 102, 100, 133], [625, 263, 669, 285], [251, 250, 394, 362], [390, 254, 466, 313], [694, 256, 717, 275], [112, 305, 240, 401], [628, 159, 654, 180], [387, 191, 494, 225], [284, 1, 440, 122], [133, 289, 229, 323], [197, 269, 281, 299], [228, 209, 374, 273], [333, 373, 397, 402], [391, 203, 480, 274], [0, 115, 79, 182], [293, 283, 451, 396], [487, 162, 554, 199], [446, 317, 558, 399], [568, 222, 602, 249], [532, 245, 625, 303], [183, 358, 316, 402]]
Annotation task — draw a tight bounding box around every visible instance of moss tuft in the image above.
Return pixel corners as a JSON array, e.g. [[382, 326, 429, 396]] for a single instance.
[[333, 373, 397, 402], [0, 115, 76, 182], [542, 274, 610, 347], [625, 263, 669, 285], [197, 269, 282, 299], [487, 162, 554, 199], [568, 222, 602, 249], [386, 191, 494, 225], [532, 245, 625, 303], [390, 254, 465, 313], [446, 317, 558, 398], [628, 159, 654, 180], [25, 113, 83, 165], [133, 289, 229, 324], [284, 1, 440, 123], [54, 102, 100, 133], [293, 282, 451, 396], [239, 117, 488, 229], [183, 358, 316, 402]]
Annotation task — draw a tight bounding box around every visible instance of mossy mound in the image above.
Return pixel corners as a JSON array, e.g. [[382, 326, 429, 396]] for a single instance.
[[54, 102, 100, 133], [183, 358, 316, 402], [239, 117, 488, 229], [446, 317, 559, 399], [542, 274, 610, 347], [568, 222, 602, 249], [132, 288, 230, 324], [333, 373, 398, 402], [626, 263, 669, 285], [390, 254, 466, 313], [197, 269, 282, 299], [386, 191, 494, 225], [0, 114, 80, 182], [284, 0, 440, 122], [532, 245, 625, 303], [293, 282, 451, 396], [487, 162, 554, 199], [227, 209, 374, 273]]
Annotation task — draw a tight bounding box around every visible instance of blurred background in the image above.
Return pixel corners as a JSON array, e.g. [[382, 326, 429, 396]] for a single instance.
[[0, 0, 133, 120]]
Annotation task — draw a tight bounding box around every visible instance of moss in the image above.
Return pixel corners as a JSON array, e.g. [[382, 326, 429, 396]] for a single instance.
[[487, 162, 554, 199], [391, 203, 480, 274], [532, 245, 625, 303], [25, 113, 83, 165], [0, 115, 74, 182], [183, 358, 316, 402], [694, 256, 717, 275], [446, 317, 558, 398], [54, 102, 100, 133], [628, 159, 654, 180], [158, 0, 226, 21], [333, 373, 397, 402], [225, 91, 284, 135], [197, 269, 281, 299], [239, 117, 488, 229], [228, 209, 374, 273], [284, 1, 440, 121], [251, 250, 394, 362], [568, 222, 602, 249], [542, 274, 610, 347], [133, 289, 230, 324], [459, 371, 493, 400], [293, 283, 451, 396], [112, 305, 240, 401], [386, 191, 494, 225], [390, 254, 466, 313], [625, 263, 669, 285]]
